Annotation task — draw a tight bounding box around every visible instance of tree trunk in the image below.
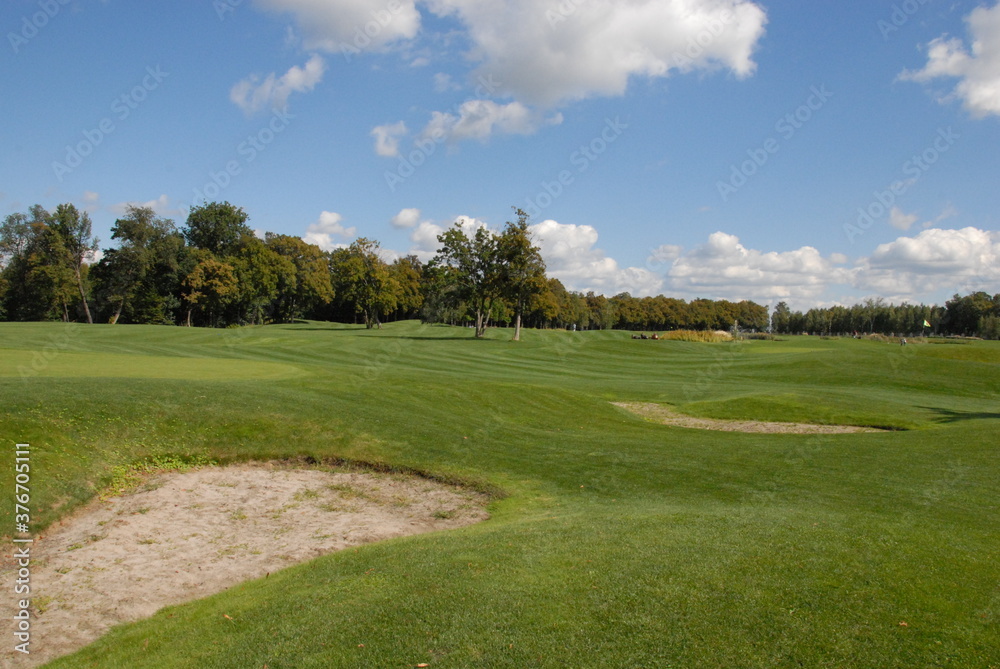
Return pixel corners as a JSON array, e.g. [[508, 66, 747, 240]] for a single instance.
[[186, 308, 193, 327], [110, 297, 125, 325], [513, 310, 522, 341], [475, 310, 485, 338], [74, 267, 93, 324]]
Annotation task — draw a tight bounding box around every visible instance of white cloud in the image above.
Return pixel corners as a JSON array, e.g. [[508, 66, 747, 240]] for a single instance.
[[647, 244, 683, 268], [302, 211, 357, 251], [900, 2, 1000, 117], [433, 72, 460, 92], [248, 1, 767, 155], [424, 0, 767, 106], [925, 204, 958, 229], [407, 215, 491, 260], [110, 194, 183, 217], [80, 190, 101, 214], [408, 220, 446, 261], [530, 219, 663, 296], [252, 1, 765, 108], [230, 54, 326, 114], [252, 0, 422, 52], [421, 100, 561, 143], [452, 214, 489, 231], [371, 121, 408, 157], [888, 206, 918, 231], [664, 231, 847, 303], [856, 227, 1000, 298], [635, 227, 1000, 309], [391, 207, 421, 229]]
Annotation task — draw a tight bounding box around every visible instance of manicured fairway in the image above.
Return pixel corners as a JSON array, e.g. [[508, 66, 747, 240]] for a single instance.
[[1, 321, 997, 668]]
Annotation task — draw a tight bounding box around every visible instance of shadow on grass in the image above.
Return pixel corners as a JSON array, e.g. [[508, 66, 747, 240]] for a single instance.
[[276, 327, 502, 342], [920, 406, 1000, 424], [353, 335, 503, 342], [279, 326, 367, 332]]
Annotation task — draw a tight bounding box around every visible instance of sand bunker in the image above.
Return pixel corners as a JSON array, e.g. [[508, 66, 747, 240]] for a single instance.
[[614, 402, 886, 434], [1, 463, 489, 668]]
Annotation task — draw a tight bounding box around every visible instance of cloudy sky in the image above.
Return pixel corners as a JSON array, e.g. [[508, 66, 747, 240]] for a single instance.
[[2, 0, 998, 309]]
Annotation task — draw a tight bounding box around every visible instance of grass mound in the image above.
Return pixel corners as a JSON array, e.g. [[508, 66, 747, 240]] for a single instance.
[[678, 393, 924, 430]]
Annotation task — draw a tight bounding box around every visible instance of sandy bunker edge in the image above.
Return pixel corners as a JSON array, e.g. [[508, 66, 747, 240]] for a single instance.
[[614, 401, 889, 434], [1, 461, 492, 668]]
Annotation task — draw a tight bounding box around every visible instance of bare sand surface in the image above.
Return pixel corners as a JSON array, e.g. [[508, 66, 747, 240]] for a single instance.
[[1, 463, 489, 668], [614, 401, 887, 434]]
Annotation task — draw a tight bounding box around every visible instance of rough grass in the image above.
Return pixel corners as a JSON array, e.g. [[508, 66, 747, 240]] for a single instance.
[[0, 321, 997, 668]]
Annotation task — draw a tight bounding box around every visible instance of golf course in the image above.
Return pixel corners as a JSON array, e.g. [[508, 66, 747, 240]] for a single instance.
[[2, 320, 998, 668]]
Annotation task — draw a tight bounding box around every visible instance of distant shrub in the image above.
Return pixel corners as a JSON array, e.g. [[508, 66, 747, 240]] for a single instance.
[[743, 333, 779, 341], [660, 330, 733, 343]]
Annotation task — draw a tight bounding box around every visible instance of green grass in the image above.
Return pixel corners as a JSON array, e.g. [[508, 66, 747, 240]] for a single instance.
[[0, 321, 997, 668]]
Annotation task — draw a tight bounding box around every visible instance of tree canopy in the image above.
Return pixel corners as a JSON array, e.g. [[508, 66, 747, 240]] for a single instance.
[[2, 199, 996, 340]]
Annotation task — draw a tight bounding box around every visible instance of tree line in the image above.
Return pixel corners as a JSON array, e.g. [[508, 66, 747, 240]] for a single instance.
[[771, 294, 1000, 339], [0, 200, 996, 339]]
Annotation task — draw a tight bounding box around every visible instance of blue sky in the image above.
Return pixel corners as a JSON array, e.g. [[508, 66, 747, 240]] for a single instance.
[[2, 0, 998, 309]]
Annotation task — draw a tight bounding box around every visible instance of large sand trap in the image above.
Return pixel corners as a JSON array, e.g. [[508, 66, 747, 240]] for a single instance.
[[1, 463, 489, 668], [614, 402, 886, 434]]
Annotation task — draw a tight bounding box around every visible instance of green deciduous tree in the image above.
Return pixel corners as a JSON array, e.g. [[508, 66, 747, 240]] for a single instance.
[[30, 224, 78, 321], [183, 201, 252, 257], [0, 210, 44, 320], [944, 291, 995, 336], [230, 237, 293, 325], [92, 206, 184, 324], [265, 233, 335, 322], [183, 255, 239, 327], [499, 209, 546, 341], [1, 205, 89, 321], [330, 238, 398, 329], [431, 221, 503, 338], [50, 204, 99, 323], [771, 301, 791, 333]]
